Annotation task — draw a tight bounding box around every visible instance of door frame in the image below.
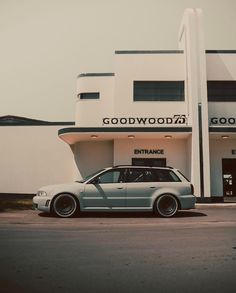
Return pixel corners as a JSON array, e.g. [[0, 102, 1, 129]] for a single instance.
[[222, 158, 236, 197]]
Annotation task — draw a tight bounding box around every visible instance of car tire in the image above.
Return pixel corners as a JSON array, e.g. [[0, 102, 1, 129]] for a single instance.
[[52, 193, 79, 218], [155, 194, 178, 218]]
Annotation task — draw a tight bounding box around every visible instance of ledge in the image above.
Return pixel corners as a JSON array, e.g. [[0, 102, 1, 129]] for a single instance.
[[78, 73, 115, 78], [209, 127, 236, 133], [58, 126, 192, 136]]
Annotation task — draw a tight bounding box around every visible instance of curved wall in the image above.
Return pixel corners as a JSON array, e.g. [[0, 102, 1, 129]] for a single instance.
[[76, 75, 115, 127]]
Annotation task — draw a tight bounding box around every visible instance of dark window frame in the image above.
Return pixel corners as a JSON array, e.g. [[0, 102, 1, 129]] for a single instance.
[[79, 92, 100, 100], [125, 168, 181, 183], [133, 81, 185, 102], [207, 81, 236, 102]]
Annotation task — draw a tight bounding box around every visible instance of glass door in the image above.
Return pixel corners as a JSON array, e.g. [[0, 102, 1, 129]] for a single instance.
[[222, 159, 236, 197], [132, 158, 166, 167]]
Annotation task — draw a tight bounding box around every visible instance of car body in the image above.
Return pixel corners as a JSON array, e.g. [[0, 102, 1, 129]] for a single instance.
[[33, 165, 196, 218]]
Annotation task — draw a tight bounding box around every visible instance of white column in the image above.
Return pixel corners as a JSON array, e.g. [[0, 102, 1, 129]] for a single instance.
[[195, 9, 211, 198], [178, 8, 211, 198], [178, 9, 201, 197]]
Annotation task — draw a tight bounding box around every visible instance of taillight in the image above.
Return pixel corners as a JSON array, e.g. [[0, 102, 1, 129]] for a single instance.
[[190, 184, 194, 195]]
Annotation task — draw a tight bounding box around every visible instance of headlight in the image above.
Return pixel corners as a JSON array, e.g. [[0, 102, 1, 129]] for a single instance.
[[37, 191, 47, 197]]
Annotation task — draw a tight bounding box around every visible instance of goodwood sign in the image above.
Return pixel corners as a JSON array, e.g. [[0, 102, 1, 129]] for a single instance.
[[102, 115, 187, 126], [210, 117, 236, 125]]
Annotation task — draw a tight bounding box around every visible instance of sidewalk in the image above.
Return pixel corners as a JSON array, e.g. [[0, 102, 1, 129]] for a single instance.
[[196, 203, 236, 208], [196, 196, 236, 207]]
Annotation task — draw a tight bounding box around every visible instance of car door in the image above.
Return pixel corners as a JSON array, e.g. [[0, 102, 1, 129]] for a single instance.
[[125, 168, 157, 208], [82, 169, 126, 210]]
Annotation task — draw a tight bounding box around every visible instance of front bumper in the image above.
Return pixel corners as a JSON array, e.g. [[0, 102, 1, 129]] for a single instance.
[[178, 195, 196, 210], [33, 196, 52, 213]]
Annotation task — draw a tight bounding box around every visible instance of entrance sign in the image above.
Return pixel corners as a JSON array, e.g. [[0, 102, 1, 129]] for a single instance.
[[134, 149, 164, 155], [102, 115, 187, 126]]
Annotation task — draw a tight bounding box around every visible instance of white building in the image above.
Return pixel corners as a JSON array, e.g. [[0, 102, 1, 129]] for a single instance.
[[0, 9, 235, 202], [59, 9, 236, 202]]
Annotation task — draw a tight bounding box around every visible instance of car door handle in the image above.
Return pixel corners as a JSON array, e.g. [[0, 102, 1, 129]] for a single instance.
[[117, 187, 124, 189], [149, 186, 156, 189]]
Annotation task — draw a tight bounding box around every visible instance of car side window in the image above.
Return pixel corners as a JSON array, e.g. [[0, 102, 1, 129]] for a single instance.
[[97, 169, 124, 184], [126, 169, 154, 183], [153, 169, 180, 182]]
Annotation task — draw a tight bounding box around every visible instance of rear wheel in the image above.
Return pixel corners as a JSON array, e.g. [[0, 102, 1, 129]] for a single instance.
[[52, 194, 78, 218], [155, 194, 178, 218]]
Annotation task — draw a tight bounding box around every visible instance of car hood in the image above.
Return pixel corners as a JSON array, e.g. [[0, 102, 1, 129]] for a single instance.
[[38, 182, 84, 196]]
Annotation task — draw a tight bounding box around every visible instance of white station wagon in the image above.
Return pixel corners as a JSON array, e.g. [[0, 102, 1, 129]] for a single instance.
[[33, 165, 196, 218]]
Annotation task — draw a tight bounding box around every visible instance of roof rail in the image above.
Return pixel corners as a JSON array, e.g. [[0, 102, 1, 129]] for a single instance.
[[113, 165, 131, 168], [113, 165, 174, 169]]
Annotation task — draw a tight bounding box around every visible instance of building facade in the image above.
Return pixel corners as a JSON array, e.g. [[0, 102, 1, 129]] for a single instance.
[[0, 116, 75, 195], [59, 9, 236, 201]]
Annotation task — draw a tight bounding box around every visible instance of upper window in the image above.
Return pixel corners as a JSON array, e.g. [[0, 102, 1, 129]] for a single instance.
[[207, 81, 236, 102], [133, 81, 184, 102], [79, 92, 100, 100]]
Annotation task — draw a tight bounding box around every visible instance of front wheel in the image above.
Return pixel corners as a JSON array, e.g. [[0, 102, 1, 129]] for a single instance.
[[52, 193, 78, 218], [155, 194, 178, 218]]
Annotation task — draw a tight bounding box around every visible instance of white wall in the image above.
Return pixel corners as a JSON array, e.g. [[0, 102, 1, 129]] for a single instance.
[[0, 126, 74, 193], [113, 139, 189, 178], [76, 76, 114, 127], [210, 138, 236, 196], [114, 53, 188, 124], [75, 54, 188, 128], [73, 140, 114, 178]]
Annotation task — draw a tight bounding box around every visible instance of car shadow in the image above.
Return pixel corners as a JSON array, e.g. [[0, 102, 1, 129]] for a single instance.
[[38, 210, 207, 218]]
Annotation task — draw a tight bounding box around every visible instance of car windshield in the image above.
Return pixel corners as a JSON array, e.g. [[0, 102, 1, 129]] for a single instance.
[[76, 169, 105, 183]]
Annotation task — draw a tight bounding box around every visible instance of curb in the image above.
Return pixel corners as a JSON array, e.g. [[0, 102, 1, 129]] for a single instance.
[[196, 203, 236, 208]]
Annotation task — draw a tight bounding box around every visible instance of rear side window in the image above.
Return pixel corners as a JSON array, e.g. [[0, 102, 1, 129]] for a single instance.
[[126, 168, 181, 182], [153, 169, 181, 182]]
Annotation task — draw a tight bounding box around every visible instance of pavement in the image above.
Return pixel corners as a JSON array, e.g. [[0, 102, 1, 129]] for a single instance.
[[1, 204, 236, 233], [1, 206, 236, 293]]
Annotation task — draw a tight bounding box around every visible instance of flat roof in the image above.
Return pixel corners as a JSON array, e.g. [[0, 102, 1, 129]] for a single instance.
[[78, 73, 115, 78], [115, 50, 184, 54]]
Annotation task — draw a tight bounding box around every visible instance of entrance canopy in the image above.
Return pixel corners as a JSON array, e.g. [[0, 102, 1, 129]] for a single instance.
[[58, 127, 192, 145], [209, 126, 236, 139]]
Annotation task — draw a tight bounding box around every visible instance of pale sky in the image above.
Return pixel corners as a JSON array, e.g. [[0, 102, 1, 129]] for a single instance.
[[1, 0, 236, 121]]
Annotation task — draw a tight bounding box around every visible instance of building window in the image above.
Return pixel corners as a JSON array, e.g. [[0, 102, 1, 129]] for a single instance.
[[79, 92, 100, 100], [133, 81, 184, 101], [207, 81, 236, 102]]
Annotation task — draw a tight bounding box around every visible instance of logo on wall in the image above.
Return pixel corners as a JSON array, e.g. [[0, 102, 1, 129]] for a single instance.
[[102, 115, 187, 126], [210, 117, 236, 125]]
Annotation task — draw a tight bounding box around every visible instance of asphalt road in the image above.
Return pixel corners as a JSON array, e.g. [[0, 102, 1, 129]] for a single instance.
[[0, 206, 236, 293]]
